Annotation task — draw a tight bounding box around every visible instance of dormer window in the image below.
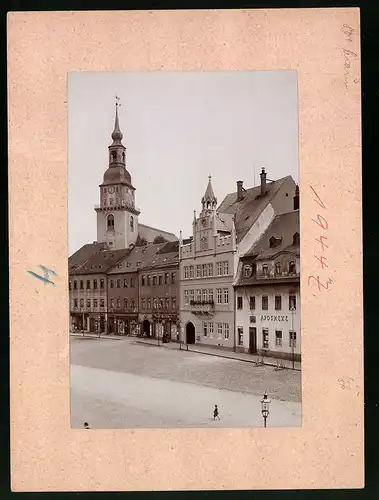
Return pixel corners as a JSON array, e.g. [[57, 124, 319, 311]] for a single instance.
[[293, 232, 300, 245], [275, 262, 282, 275], [262, 264, 268, 276], [269, 236, 282, 248], [289, 260, 296, 274], [244, 265, 252, 277]]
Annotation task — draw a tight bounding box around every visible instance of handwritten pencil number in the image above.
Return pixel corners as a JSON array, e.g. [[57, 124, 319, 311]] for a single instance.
[[308, 275, 333, 292]]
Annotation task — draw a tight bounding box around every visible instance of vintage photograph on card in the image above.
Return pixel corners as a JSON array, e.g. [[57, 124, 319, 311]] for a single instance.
[[68, 70, 301, 429]]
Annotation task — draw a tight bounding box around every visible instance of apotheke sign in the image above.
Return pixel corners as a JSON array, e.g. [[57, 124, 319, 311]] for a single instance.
[[261, 314, 289, 322]]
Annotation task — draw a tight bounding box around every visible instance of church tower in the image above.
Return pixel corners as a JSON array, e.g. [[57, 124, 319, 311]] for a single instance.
[[95, 101, 140, 249]]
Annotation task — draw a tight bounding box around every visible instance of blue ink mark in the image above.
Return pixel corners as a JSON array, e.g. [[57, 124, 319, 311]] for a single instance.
[[27, 265, 57, 286]]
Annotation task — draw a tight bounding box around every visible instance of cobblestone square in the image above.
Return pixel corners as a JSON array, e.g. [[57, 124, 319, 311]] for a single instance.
[[70, 337, 301, 428]]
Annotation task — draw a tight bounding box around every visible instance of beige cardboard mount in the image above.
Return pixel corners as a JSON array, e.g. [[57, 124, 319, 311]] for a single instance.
[[8, 8, 363, 491]]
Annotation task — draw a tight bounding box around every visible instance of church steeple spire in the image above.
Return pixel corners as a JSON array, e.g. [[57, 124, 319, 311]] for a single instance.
[[201, 175, 217, 213], [111, 98, 123, 144]]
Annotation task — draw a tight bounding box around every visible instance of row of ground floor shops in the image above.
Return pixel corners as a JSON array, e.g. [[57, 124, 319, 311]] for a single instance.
[[70, 312, 180, 340], [70, 312, 301, 362]]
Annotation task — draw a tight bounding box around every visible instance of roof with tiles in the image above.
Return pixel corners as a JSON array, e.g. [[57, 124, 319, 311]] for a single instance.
[[157, 241, 179, 254], [107, 243, 167, 274], [68, 242, 107, 274], [244, 210, 300, 259], [217, 176, 293, 242], [140, 251, 179, 271], [71, 248, 131, 275]]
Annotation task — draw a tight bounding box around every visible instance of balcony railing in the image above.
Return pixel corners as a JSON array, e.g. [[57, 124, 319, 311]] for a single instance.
[[189, 300, 215, 315]]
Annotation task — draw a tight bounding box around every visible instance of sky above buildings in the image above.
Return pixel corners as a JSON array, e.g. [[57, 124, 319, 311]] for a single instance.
[[68, 71, 299, 255]]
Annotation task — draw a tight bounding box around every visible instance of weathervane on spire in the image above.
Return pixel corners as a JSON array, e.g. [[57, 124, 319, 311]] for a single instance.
[[115, 94, 121, 108]]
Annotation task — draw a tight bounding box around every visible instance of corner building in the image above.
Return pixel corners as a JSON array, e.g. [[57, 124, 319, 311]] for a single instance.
[[179, 170, 297, 349], [234, 188, 300, 361]]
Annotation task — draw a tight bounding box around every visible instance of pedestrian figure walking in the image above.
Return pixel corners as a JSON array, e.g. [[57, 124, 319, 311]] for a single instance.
[[84, 422, 90, 429], [213, 405, 220, 420]]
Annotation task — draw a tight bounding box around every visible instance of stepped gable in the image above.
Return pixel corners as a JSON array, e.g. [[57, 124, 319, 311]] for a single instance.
[[72, 248, 131, 275], [217, 176, 292, 242], [68, 242, 107, 273]]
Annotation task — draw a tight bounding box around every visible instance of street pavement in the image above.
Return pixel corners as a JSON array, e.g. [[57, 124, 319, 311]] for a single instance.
[[70, 337, 301, 429]]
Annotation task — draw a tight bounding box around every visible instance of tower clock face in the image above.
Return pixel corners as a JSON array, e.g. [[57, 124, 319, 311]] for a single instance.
[[108, 186, 115, 194]]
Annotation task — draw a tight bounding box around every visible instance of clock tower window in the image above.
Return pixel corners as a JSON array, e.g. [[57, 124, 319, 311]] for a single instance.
[[111, 151, 117, 162], [107, 214, 115, 231]]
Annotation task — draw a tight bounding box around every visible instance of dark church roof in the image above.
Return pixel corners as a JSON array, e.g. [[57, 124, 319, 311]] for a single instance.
[[101, 166, 134, 188], [217, 176, 293, 242]]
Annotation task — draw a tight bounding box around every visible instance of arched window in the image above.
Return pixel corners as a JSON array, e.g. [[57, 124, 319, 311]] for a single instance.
[[111, 151, 117, 162], [293, 232, 300, 245], [122, 152, 125, 162], [130, 216, 134, 232], [107, 214, 115, 231]]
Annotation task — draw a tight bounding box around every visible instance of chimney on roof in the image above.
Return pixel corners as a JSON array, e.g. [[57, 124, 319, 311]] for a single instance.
[[237, 181, 244, 202], [260, 167, 267, 196], [293, 184, 299, 210]]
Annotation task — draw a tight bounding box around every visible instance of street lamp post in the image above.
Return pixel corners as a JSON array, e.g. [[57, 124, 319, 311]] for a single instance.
[[290, 306, 295, 370], [260, 391, 271, 428]]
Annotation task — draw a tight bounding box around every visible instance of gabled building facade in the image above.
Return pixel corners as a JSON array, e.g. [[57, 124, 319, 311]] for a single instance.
[[234, 187, 300, 361], [69, 248, 130, 332], [138, 242, 180, 340], [106, 242, 170, 335], [179, 169, 297, 350]]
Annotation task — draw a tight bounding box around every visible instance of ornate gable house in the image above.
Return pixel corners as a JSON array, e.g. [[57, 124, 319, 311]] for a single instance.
[[179, 169, 297, 350], [234, 187, 300, 362]]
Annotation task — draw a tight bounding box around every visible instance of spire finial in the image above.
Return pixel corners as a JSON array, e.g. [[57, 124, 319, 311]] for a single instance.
[[112, 95, 123, 143]]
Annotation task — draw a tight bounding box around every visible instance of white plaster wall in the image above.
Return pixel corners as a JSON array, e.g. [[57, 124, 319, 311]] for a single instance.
[[235, 284, 300, 356], [96, 210, 138, 249]]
